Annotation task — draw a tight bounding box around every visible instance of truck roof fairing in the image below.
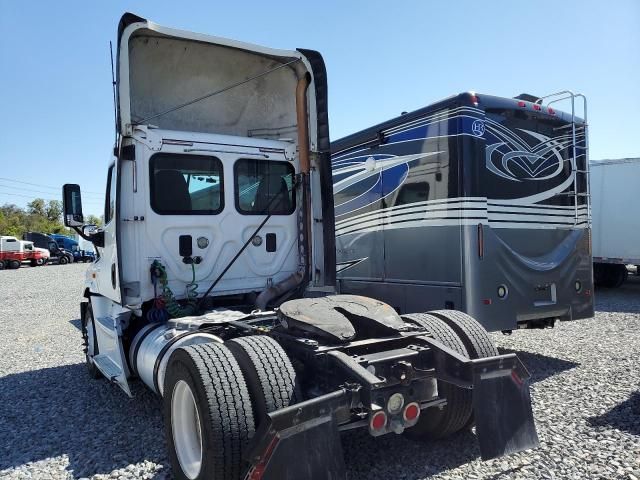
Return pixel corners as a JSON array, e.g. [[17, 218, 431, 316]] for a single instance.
[[115, 13, 325, 147]]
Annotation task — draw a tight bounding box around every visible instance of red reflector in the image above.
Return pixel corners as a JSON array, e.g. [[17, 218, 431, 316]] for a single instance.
[[483, 298, 492, 305], [517, 101, 526, 107], [511, 370, 524, 387], [246, 435, 279, 480], [548, 107, 555, 115], [533, 104, 541, 111], [403, 403, 420, 422], [370, 411, 387, 430]]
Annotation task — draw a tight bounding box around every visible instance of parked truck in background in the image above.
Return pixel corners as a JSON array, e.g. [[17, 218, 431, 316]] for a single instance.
[[61, 13, 538, 480], [22, 232, 74, 265], [50, 233, 96, 262], [0, 236, 48, 269], [591, 158, 640, 288]]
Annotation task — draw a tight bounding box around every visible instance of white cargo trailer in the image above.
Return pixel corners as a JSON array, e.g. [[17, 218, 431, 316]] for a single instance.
[[591, 158, 640, 287]]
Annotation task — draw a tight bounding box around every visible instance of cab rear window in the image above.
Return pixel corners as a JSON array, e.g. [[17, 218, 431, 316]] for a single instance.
[[150, 154, 224, 215], [234, 159, 295, 215]]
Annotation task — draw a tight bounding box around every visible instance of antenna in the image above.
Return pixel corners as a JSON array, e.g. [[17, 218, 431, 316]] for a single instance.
[[109, 41, 118, 148]]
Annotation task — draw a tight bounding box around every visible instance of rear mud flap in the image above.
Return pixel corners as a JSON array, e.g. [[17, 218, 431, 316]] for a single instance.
[[245, 390, 348, 480], [471, 356, 539, 460]]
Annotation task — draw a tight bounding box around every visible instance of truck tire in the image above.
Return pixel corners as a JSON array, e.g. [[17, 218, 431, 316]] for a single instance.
[[428, 310, 499, 359], [82, 302, 103, 379], [401, 313, 472, 439], [58, 256, 68, 265], [9, 260, 21, 269], [30, 259, 38, 267], [605, 264, 628, 288], [428, 310, 499, 430], [0, 261, 5, 270], [227, 336, 299, 426], [164, 342, 255, 480]]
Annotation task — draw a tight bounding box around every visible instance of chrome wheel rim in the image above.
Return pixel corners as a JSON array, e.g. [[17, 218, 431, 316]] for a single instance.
[[86, 312, 96, 358], [172, 380, 203, 479]]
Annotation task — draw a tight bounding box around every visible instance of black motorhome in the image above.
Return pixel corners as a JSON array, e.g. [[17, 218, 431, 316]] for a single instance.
[[332, 91, 593, 332]]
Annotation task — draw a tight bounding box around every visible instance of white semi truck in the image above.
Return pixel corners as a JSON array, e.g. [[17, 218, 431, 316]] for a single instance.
[[63, 13, 538, 480], [591, 158, 640, 288]]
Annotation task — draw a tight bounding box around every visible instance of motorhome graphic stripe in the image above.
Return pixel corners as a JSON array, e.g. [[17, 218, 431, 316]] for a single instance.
[[337, 217, 488, 236], [336, 197, 486, 222], [336, 198, 588, 228], [336, 200, 589, 237], [488, 202, 589, 211], [332, 106, 482, 158], [337, 217, 590, 236]]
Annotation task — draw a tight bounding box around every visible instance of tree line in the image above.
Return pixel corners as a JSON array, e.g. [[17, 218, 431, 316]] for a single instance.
[[0, 199, 103, 238]]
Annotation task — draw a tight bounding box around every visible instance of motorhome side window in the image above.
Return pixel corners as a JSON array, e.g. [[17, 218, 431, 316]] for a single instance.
[[105, 165, 116, 223], [234, 159, 295, 215], [150, 154, 224, 215]]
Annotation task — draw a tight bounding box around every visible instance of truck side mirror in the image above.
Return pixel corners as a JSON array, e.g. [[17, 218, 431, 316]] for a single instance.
[[63, 184, 84, 227]]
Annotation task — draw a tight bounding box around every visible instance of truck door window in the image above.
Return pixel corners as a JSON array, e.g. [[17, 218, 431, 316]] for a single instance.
[[150, 154, 224, 215], [105, 165, 116, 223], [234, 159, 295, 215]]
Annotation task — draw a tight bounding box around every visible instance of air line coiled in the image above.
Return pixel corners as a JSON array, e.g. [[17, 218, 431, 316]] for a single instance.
[[149, 260, 198, 319]]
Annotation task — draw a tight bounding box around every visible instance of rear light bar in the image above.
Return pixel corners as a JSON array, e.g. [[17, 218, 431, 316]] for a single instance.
[[517, 101, 556, 115]]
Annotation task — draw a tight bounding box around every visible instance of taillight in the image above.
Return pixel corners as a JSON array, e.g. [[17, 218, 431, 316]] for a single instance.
[[533, 104, 541, 111], [370, 411, 387, 432], [548, 107, 556, 115], [517, 101, 526, 107], [403, 402, 421, 423]]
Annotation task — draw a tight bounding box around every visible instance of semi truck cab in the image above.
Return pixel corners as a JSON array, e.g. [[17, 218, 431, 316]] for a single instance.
[[61, 13, 538, 480]]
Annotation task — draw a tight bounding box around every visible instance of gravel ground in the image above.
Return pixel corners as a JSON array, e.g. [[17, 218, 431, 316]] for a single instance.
[[0, 263, 639, 479]]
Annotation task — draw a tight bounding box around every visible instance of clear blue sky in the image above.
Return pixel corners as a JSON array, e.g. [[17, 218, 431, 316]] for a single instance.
[[1, 0, 638, 216]]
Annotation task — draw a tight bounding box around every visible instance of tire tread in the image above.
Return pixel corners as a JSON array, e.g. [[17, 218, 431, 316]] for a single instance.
[[227, 336, 298, 423], [402, 312, 473, 438]]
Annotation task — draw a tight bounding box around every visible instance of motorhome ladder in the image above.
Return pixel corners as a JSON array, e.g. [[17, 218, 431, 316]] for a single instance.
[[535, 91, 590, 227]]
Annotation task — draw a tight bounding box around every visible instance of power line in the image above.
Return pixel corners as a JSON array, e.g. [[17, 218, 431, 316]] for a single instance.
[[0, 176, 103, 196], [0, 191, 103, 204], [0, 183, 102, 199]]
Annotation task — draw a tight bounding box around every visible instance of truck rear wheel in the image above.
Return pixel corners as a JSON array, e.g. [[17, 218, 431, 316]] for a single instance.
[[164, 342, 255, 480], [428, 310, 499, 359], [428, 310, 499, 430], [227, 336, 299, 426], [59, 256, 68, 265], [402, 313, 472, 439], [9, 260, 21, 269], [606, 264, 628, 288], [0, 261, 5, 270]]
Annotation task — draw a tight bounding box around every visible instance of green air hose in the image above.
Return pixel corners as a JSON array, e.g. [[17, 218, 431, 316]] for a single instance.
[[151, 260, 198, 319]]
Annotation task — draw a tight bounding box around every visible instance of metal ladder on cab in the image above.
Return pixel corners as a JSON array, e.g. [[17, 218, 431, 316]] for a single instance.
[[535, 91, 590, 227]]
